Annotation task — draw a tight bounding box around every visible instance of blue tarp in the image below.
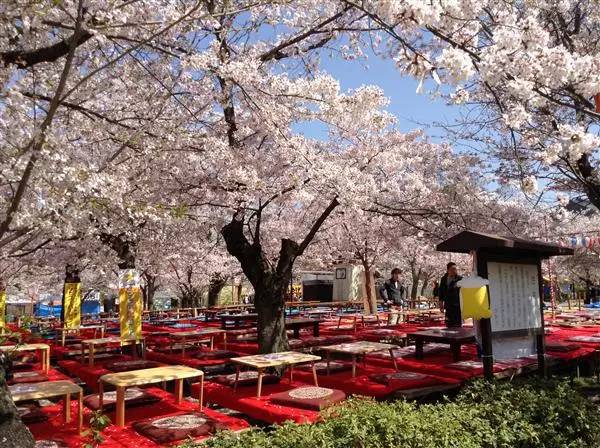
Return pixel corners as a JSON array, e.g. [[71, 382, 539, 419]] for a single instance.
[[34, 303, 61, 317], [34, 300, 101, 317]]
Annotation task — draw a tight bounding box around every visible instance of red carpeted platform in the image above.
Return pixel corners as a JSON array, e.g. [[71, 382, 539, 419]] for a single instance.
[[58, 355, 133, 391], [221, 341, 259, 354], [28, 387, 249, 447], [291, 364, 460, 398], [9, 368, 70, 384], [195, 379, 324, 424], [146, 349, 236, 374], [100, 388, 249, 447]]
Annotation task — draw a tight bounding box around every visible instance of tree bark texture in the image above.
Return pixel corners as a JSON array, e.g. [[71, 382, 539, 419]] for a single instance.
[[221, 217, 291, 354], [0, 354, 35, 447], [207, 274, 228, 307], [362, 263, 377, 315]]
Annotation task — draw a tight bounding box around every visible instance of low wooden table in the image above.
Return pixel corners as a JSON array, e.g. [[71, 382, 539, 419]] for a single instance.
[[57, 325, 105, 346], [81, 337, 145, 366], [99, 365, 204, 427], [169, 329, 226, 354], [319, 341, 400, 377], [285, 318, 321, 338], [407, 328, 475, 362], [220, 313, 258, 330], [9, 380, 83, 432], [0, 343, 50, 373], [231, 351, 321, 398]]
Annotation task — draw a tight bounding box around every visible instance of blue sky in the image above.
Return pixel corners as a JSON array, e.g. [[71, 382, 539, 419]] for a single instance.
[[296, 46, 462, 143]]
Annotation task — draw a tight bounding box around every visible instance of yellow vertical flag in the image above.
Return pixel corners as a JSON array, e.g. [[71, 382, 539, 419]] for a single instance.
[[457, 275, 492, 319], [118, 269, 142, 342], [64, 282, 82, 328], [0, 288, 6, 328]]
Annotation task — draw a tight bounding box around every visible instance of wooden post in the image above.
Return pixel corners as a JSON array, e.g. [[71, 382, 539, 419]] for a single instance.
[[78, 391, 83, 434], [536, 261, 547, 378], [64, 393, 71, 423], [175, 379, 183, 404], [116, 386, 125, 427]]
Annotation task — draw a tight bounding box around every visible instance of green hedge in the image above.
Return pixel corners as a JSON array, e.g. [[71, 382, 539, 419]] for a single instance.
[[181, 378, 600, 448]]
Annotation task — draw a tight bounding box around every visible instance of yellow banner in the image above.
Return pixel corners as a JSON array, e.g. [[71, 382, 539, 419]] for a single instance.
[[119, 286, 142, 341], [64, 282, 81, 328], [460, 287, 492, 320], [0, 289, 6, 328]]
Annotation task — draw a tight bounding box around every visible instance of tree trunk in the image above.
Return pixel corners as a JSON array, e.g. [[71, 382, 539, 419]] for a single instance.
[[420, 273, 432, 297], [0, 355, 35, 447], [254, 278, 288, 354], [221, 218, 292, 354], [410, 268, 421, 301], [0, 277, 34, 447], [208, 274, 227, 307], [141, 273, 159, 311], [221, 199, 338, 354], [236, 282, 243, 304], [99, 234, 136, 270], [362, 262, 377, 315]]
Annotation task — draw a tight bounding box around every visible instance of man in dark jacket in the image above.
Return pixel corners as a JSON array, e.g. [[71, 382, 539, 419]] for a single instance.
[[379, 268, 406, 309], [438, 262, 463, 328]]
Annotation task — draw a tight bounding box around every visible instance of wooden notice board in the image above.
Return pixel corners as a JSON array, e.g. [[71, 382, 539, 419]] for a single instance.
[[487, 262, 542, 332]]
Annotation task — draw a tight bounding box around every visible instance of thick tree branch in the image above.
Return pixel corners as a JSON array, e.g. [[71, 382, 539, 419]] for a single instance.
[[1, 31, 92, 69]]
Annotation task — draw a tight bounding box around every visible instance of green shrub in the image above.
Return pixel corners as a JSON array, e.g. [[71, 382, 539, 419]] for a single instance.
[[186, 378, 600, 448]]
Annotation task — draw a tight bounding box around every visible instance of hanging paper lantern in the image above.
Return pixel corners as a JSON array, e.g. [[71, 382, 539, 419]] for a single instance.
[[457, 275, 492, 319], [571, 236, 578, 247]]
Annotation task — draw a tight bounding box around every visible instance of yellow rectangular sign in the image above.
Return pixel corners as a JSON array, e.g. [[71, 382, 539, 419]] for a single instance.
[[64, 282, 81, 328], [0, 289, 6, 328], [119, 286, 142, 341]]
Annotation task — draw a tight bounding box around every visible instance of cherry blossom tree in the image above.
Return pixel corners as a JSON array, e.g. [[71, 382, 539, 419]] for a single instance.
[[339, 1, 600, 210]]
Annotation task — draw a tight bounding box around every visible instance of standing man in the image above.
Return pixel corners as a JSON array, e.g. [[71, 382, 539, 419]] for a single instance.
[[438, 262, 463, 328], [380, 268, 406, 310]]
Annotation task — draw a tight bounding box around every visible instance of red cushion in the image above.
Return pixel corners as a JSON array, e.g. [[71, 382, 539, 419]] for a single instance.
[[303, 336, 328, 347], [213, 371, 280, 387], [193, 350, 238, 360], [369, 371, 431, 385], [83, 387, 161, 411], [105, 360, 161, 372], [288, 339, 306, 350], [567, 335, 600, 343], [225, 329, 257, 336], [236, 335, 257, 342], [11, 361, 36, 372], [323, 335, 355, 344], [16, 404, 48, 424], [9, 371, 49, 384], [132, 412, 220, 444], [545, 342, 580, 352], [298, 361, 351, 374], [270, 386, 345, 411]]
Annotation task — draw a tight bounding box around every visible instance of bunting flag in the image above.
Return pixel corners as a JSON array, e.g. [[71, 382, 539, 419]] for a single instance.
[[63, 282, 81, 328], [0, 288, 6, 328], [118, 269, 142, 342], [561, 234, 600, 249]]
